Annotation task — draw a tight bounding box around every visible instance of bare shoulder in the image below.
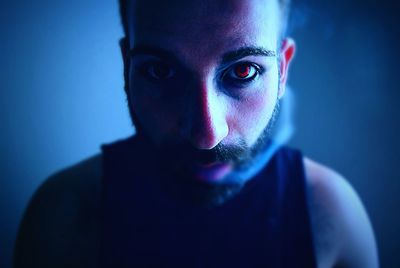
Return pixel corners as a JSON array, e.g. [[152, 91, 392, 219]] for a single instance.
[[14, 154, 103, 268], [303, 157, 379, 268]]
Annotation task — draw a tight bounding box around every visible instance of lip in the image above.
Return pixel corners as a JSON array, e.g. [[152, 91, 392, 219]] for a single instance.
[[192, 162, 233, 182]]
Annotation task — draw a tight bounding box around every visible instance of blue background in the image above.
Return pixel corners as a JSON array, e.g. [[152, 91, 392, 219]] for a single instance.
[[1, 0, 399, 267]]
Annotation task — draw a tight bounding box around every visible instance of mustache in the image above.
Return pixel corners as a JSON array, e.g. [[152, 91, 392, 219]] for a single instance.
[[159, 140, 249, 165]]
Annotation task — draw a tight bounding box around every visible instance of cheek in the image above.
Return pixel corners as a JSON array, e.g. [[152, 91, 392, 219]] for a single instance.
[[129, 83, 179, 143], [228, 79, 278, 146]]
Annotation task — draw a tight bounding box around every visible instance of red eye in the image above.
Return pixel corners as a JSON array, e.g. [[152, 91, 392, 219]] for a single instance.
[[234, 64, 251, 78], [222, 62, 260, 85]]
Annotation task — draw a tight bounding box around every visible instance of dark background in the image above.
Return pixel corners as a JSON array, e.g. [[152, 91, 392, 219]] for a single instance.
[[1, 0, 399, 267]]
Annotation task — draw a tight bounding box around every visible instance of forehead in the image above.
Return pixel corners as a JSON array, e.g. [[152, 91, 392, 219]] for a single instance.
[[128, 0, 280, 66]]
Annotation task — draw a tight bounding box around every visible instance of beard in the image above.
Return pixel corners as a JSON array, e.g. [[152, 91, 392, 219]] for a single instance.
[[127, 98, 281, 207]]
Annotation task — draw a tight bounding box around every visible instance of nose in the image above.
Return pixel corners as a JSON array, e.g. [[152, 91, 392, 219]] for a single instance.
[[181, 80, 229, 150]]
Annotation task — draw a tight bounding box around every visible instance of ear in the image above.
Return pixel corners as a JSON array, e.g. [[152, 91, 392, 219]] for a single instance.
[[120, 37, 130, 94], [278, 38, 296, 99]]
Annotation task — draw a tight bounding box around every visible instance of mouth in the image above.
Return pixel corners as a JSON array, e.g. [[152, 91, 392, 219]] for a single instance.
[[191, 162, 233, 182]]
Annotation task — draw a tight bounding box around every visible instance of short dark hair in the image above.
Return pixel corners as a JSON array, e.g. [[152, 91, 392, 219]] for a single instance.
[[118, 0, 292, 39]]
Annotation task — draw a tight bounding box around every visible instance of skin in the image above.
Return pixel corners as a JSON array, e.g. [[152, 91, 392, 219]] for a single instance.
[[14, 0, 379, 267]]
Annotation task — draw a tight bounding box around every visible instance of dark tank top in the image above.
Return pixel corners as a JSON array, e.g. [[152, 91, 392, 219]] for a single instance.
[[99, 136, 317, 268]]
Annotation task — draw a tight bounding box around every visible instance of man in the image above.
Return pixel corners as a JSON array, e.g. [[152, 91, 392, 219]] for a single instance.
[[14, 0, 378, 267]]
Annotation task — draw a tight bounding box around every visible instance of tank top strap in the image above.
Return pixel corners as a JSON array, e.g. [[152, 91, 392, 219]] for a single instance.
[[275, 147, 317, 267]]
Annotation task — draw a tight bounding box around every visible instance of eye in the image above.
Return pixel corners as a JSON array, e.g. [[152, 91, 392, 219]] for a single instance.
[[142, 61, 175, 80], [234, 63, 255, 79], [222, 62, 262, 85]]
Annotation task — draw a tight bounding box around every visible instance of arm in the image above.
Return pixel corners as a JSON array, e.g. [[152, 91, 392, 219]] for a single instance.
[[304, 158, 379, 268]]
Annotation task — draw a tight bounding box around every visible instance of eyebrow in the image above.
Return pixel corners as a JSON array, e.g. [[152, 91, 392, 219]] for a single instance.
[[221, 46, 277, 64], [130, 45, 175, 60], [130, 45, 276, 64]]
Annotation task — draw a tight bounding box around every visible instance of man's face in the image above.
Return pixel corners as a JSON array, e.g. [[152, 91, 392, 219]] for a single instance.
[[125, 0, 294, 185]]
